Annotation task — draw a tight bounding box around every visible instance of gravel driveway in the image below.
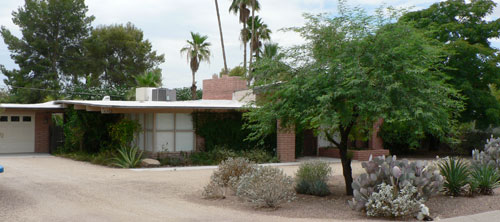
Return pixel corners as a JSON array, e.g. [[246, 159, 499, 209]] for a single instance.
[[0, 155, 367, 222]]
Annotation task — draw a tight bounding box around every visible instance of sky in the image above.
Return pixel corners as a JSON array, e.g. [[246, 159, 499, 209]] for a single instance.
[[1, 0, 500, 89]]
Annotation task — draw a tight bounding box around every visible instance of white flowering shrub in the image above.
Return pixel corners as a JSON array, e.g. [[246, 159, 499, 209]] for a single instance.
[[202, 157, 256, 199], [236, 166, 296, 208], [365, 183, 426, 218]]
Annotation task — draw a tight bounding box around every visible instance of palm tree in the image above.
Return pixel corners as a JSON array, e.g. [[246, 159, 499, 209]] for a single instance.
[[135, 70, 162, 87], [247, 0, 260, 78], [214, 0, 228, 74], [261, 42, 278, 60], [229, 0, 260, 75], [246, 16, 271, 59], [180, 32, 211, 100]]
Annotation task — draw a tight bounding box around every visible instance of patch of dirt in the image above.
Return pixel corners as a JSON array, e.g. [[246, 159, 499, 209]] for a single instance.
[[187, 163, 500, 221]]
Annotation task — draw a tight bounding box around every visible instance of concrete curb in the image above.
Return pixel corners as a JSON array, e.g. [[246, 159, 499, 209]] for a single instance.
[[437, 210, 500, 222], [130, 158, 342, 172]]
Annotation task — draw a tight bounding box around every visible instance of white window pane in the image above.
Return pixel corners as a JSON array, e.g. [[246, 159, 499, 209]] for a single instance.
[[156, 132, 174, 152], [156, 113, 174, 130], [137, 114, 144, 129], [138, 131, 144, 150], [145, 131, 153, 152], [176, 113, 193, 130], [176, 132, 194, 152], [145, 113, 154, 130]]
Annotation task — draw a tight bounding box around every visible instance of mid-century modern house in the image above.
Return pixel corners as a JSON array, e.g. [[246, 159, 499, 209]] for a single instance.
[[0, 75, 389, 161]]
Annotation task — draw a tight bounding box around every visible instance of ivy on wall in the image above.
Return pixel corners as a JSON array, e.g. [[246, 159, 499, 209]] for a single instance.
[[193, 111, 276, 153]]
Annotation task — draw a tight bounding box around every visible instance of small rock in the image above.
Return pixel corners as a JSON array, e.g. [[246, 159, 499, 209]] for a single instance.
[[140, 158, 160, 167]]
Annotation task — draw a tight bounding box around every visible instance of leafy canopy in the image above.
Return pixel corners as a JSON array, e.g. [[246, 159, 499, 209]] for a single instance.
[[0, 0, 94, 103], [400, 0, 500, 129], [245, 3, 464, 195], [83, 22, 165, 88]]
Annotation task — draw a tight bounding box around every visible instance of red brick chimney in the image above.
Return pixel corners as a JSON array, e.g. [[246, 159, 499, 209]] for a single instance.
[[202, 75, 248, 100]]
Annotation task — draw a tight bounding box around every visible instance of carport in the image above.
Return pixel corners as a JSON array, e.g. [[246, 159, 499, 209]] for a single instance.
[[0, 102, 63, 154]]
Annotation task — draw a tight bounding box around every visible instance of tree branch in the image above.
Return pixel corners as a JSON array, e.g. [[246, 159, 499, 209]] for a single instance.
[[325, 132, 341, 148]]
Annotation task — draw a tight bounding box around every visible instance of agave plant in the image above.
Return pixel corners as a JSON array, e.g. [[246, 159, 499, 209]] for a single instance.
[[469, 164, 500, 195], [112, 146, 143, 168], [438, 157, 470, 196]]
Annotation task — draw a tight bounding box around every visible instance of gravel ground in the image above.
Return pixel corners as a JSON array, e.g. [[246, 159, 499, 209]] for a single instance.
[[0, 155, 499, 222]]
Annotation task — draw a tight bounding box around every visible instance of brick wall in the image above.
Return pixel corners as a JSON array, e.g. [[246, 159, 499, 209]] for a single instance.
[[202, 75, 248, 100], [369, 118, 384, 150], [318, 148, 389, 161], [277, 120, 295, 162], [35, 112, 51, 153]]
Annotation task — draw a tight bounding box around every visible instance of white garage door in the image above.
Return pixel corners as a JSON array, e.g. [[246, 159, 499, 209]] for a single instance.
[[0, 113, 35, 153]]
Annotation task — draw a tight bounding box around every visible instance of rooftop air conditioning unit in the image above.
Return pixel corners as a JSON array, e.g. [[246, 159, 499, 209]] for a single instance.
[[152, 88, 176, 101], [135, 87, 155, 102]]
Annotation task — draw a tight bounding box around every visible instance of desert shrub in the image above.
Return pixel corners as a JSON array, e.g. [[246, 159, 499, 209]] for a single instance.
[[438, 157, 470, 196], [472, 137, 500, 170], [190, 146, 277, 166], [112, 146, 143, 168], [365, 183, 428, 218], [236, 166, 295, 208], [295, 160, 332, 196], [349, 155, 444, 212], [202, 157, 257, 199], [469, 164, 500, 195], [160, 156, 188, 166]]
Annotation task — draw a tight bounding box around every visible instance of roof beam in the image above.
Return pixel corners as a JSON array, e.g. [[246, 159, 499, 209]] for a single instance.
[[73, 104, 86, 110], [86, 106, 101, 112]]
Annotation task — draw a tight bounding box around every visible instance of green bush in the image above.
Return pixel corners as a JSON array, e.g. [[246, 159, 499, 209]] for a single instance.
[[469, 164, 500, 195], [438, 157, 470, 196], [160, 156, 188, 166], [112, 146, 143, 168], [295, 160, 332, 196], [189, 146, 277, 166], [108, 118, 141, 148]]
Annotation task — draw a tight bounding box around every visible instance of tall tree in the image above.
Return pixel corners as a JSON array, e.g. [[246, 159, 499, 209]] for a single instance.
[[246, 16, 271, 59], [214, 0, 228, 74], [0, 0, 94, 103], [245, 8, 463, 195], [261, 42, 279, 59], [400, 0, 500, 129], [229, 0, 259, 75], [83, 22, 165, 89], [135, 69, 162, 88], [247, 0, 260, 78], [180, 32, 211, 100]]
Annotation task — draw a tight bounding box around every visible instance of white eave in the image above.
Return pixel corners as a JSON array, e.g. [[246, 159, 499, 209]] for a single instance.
[[54, 99, 250, 110], [0, 101, 63, 109]]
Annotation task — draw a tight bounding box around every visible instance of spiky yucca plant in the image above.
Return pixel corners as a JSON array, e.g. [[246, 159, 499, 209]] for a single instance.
[[112, 146, 143, 168], [438, 157, 470, 196], [470, 165, 500, 195]]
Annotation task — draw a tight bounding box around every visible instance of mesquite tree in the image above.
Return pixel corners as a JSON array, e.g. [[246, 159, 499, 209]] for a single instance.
[[244, 4, 463, 195]]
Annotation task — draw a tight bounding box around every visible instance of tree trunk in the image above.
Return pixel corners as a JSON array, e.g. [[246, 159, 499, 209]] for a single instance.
[[327, 124, 355, 196], [243, 22, 247, 76], [248, 5, 255, 84], [339, 139, 354, 195], [214, 0, 228, 74], [191, 70, 197, 100]]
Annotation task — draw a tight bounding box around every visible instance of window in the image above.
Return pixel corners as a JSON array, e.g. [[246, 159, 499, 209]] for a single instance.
[[0, 116, 7, 122], [11, 116, 20, 122], [23, 116, 32, 122]]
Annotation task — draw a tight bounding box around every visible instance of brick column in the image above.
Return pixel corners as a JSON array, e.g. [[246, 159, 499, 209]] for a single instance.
[[369, 118, 384, 150], [277, 120, 295, 162], [35, 112, 51, 153]]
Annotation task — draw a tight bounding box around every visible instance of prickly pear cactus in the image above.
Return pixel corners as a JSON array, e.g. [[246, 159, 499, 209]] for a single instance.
[[348, 155, 444, 212], [472, 136, 500, 170]]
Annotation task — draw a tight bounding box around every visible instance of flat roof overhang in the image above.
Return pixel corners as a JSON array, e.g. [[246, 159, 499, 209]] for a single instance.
[[55, 100, 251, 114]]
